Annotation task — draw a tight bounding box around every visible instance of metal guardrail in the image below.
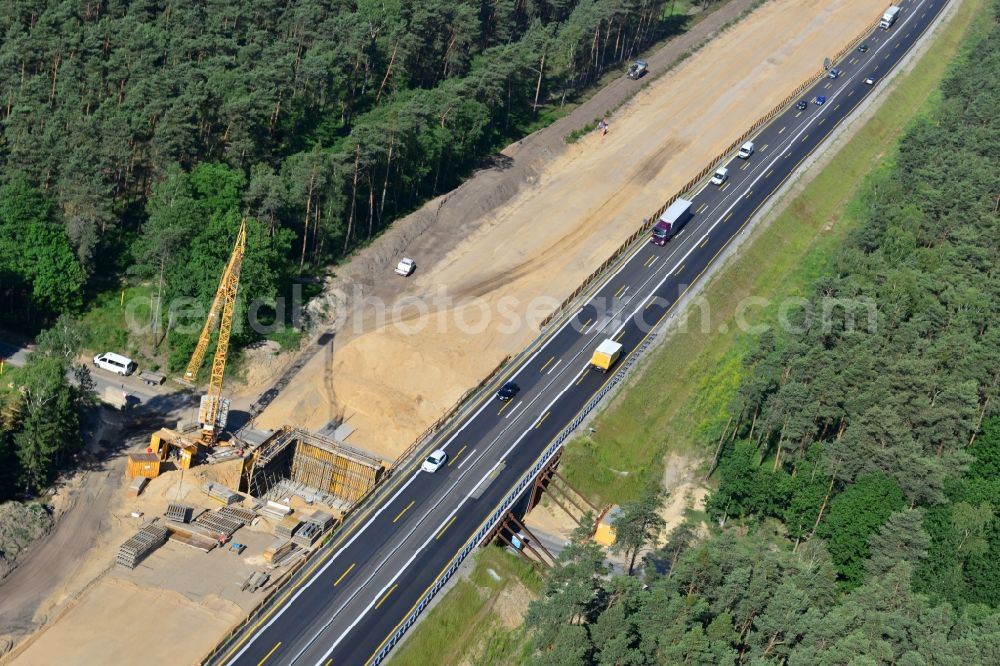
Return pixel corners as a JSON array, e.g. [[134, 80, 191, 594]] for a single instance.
[[369, 15, 887, 664], [538, 15, 880, 330], [371, 333, 656, 664], [207, 14, 886, 666]]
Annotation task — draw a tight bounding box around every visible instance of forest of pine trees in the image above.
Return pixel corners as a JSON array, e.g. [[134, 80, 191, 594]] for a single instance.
[[525, 2, 1000, 661], [0, 0, 692, 338]]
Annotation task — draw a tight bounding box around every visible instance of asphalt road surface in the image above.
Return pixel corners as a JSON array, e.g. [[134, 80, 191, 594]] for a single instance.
[[215, 1, 948, 663]]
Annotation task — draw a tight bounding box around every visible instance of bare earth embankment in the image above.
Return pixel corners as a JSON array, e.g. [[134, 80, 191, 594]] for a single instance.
[[255, 0, 877, 459]]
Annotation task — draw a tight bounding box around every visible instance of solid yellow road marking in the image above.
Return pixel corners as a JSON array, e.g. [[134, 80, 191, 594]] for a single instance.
[[720, 182, 731, 191], [700, 236, 709, 248], [436, 515, 457, 540], [696, 202, 707, 214], [257, 642, 281, 666], [334, 563, 356, 587], [497, 400, 512, 415], [674, 264, 685, 276], [534, 412, 550, 429], [576, 369, 590, 386], [778, 126, 786, 134], [614, 329, 626, 342], [740, 162, 750, 171], [324, 660, 332, 666], [447, 445, 467, 466], [724, 212, 734, 222], [375, 584, 398, 610], [643, 254, 656, 267], [645, 298, 656, 310], [765, 169, 773, 179], [393, 500, 415, 524], [539, 356, 554, 373], [614, 284, 628, 298], [580, 317, 593, 331]]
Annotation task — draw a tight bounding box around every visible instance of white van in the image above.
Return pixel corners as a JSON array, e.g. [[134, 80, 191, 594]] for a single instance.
[[93, 352, 137, 376], [737, 141, 754, 159]]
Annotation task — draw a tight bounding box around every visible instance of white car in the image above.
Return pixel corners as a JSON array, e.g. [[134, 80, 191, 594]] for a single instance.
[[421, 449, 448, 473], [395, 257, 415, 276], [737, 141, 754, 159], [864, 76, 875, 85], [710, 167, 729, 185]]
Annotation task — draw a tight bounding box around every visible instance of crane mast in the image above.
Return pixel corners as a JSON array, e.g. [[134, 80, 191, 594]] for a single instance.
[[183, 218, 247, 443]]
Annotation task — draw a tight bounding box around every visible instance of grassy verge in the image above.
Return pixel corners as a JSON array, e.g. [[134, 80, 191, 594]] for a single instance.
[[561, 0, 985, 506], [391, 547, 541, 666], [383, 1, 985, 661]]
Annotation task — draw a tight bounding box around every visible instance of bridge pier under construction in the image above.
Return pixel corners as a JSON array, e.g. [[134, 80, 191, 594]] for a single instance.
[[243, 427, 389, 517]]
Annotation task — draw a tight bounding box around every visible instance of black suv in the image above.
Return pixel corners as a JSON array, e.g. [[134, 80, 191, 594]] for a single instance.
[[796, 99, 808, 110]]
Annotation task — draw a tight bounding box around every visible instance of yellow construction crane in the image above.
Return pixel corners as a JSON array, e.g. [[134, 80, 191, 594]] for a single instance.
[[183, 218, 248, 443]]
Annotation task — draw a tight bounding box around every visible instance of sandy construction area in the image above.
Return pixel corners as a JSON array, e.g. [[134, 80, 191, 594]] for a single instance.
[[1, 464, 278, 665], [255, 0, 874, 458]]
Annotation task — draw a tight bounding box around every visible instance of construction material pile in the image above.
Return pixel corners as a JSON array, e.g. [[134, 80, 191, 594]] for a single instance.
[[202, 482, 241, 505], [116, 523, 168, 569]]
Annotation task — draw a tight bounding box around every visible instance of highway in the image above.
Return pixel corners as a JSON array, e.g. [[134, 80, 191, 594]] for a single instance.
[[214, 1, 948, 663]]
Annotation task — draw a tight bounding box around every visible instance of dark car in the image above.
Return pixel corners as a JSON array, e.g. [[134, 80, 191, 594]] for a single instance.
[[858, 43, 869, 53], [497, 381, 520, 401], [796, 99, 808, 110]]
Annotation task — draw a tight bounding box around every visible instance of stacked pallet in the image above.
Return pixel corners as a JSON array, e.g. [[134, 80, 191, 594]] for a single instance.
[[165, 503, 193, 523], [305, 509, 335, 532], [126, 476, 148, 497], [202, 482, 241, 505], [274, 516, 301, 539], [218, 506, 256, 524], [292, 521, 322, 548], [256, 500, 292, 520], [116, 523, 168, 569], [195, 511, 243, 538], [262, 538, 295, 563]]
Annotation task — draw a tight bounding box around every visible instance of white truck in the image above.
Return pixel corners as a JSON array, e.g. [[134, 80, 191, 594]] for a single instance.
[[880, 5, 900, 29]]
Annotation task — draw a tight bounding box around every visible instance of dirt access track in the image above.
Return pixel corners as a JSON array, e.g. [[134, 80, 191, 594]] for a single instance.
[[253, 0, 875, 459]]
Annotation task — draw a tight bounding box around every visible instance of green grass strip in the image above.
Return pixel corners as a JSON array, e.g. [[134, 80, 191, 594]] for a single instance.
[[561, 0, 988, 506]]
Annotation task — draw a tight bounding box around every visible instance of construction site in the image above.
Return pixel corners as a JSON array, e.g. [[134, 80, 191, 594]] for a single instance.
[[0, 0, 890, 662], [110, 219, 391, 582]]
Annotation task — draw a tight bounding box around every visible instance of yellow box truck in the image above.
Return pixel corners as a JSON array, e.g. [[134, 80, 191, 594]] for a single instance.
[[590, 339, 623, 372]]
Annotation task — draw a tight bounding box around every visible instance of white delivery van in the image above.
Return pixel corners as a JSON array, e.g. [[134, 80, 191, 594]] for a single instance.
[[93, 352, 137, 376]]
